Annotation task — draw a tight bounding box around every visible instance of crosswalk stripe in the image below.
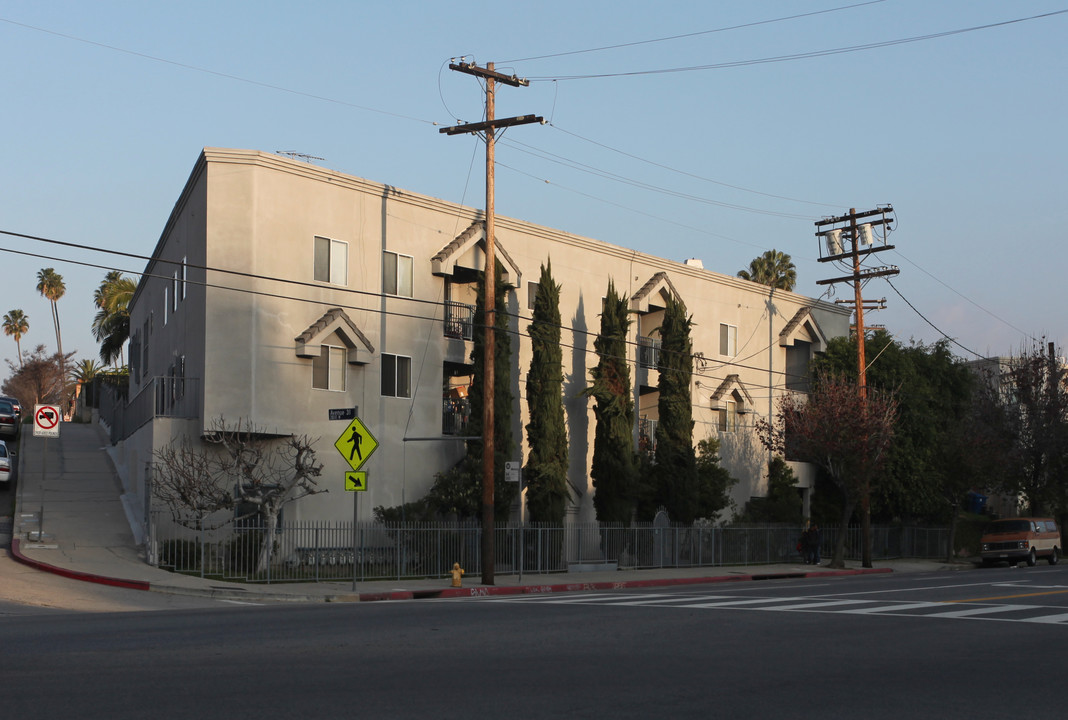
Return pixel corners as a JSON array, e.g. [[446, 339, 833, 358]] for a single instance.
[[841, 602, 942, 614], [928, 604, 1034, 618], [762, 599, 872, 611], [689, 597, 804, 608], [1021, 612, 1068, 624]]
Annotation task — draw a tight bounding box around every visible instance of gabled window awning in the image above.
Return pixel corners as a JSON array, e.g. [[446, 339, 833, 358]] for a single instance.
[[630, 272, 680, 313], [710, 374, 754, 409], [431, 220, 521, 285], [294, 308, 375, 365], [779, 306, 829, 352]]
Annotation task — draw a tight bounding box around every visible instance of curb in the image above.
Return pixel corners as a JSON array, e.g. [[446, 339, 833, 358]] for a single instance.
[[10, 538, 152, 592], [8, 537, 894, 604]]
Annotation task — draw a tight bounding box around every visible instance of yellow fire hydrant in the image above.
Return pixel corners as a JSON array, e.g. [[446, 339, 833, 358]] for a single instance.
[[450, 562, 465, 588]]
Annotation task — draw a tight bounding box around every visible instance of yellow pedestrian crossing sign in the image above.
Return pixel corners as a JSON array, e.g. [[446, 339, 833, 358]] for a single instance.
[[334, 415, 379, 471], [345, 471, 368, 492]]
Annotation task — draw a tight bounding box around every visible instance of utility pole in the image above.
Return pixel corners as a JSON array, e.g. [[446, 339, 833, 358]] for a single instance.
[[815, 206, 897, 568], [441, 61, 541, 585]]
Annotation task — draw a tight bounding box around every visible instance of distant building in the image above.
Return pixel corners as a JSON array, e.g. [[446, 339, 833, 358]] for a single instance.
[[111, 148, 850, 529]]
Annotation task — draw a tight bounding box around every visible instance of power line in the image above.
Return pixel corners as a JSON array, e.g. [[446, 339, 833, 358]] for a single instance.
[[548, 124, 842, 209], [0, 16, 440, 127], [501, 1, 889, 63], [525, 10, 1068, 81]]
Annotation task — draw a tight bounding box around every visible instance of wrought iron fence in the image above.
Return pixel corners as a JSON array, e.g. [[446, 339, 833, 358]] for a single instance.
[[148, 515, 950, 584]]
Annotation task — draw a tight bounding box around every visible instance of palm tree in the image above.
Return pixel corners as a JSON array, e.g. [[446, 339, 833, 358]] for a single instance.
[[36, 268, 66, 356], [2, 309, 29, 367], [737, 250, 797, 292], [92, 272, 137, 366]]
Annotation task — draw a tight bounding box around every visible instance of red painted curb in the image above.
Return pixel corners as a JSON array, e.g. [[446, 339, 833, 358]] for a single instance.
[[357, 567, 893, 602], [9, 538, 152, 592]]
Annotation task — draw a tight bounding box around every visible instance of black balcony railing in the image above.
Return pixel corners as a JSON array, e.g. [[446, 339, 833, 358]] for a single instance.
[[444, 302, 475, 340], [638, 336, 661, 369]]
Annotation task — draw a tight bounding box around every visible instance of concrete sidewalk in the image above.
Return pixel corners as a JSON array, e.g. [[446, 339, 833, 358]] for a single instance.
[[8, 422, 966, 603]]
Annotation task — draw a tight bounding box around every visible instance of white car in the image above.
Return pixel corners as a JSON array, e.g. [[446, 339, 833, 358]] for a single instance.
[[0, 439, 9, 484]]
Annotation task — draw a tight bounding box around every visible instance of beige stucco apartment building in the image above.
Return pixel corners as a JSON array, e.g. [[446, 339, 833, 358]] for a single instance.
[[114, 148, 850, 529]]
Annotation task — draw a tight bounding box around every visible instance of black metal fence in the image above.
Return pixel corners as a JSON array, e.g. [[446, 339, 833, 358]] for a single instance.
[[149, 517, 949, 584]]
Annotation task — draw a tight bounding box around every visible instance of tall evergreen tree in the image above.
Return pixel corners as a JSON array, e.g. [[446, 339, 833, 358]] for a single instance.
[[586, 280, 637, 523], [650, 293, 699, 522], [524, 261, 570, 524], [467, 259, 517, 520]]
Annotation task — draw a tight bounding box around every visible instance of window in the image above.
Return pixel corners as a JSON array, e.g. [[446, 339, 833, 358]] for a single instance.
[[181, 257, 187, 300], [142, 318, 150, 372], [382, 354, 412, 398], [383, 251, 413, 297], [312, 345, 347, 391], [172, 272, 179, 312], [638, 336, 662, 369], [719, 323, 737, 357], [527, 281, 539, 311], [314, 236, 348, 285], [718, 401, 738, 433]]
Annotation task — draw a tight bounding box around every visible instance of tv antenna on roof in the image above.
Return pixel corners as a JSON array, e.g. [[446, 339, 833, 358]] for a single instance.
[[276, 151, 325, 164]]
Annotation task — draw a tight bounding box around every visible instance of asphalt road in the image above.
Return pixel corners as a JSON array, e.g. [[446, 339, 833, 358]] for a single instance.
[[2, 566, 1067, 719]]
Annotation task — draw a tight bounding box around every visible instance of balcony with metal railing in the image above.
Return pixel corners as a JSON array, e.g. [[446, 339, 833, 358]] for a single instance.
[[637, 335, 661, 369], [444, 301, 475, 340]]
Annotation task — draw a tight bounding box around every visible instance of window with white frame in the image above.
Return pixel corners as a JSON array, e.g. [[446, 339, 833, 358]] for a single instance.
[[181, 257, 187, 300], [314, 236, 348, 285], [718, 398, 742, 432], [312, 345, 347, 391], [172, 271, 179, 312], [383, 251, 413, 297], [163, 286, 169, 325], [381, 353, 412, 398], [719, 323, 737, 357]]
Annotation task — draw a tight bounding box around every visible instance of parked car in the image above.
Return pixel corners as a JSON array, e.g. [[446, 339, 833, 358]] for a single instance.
[[980, 517, 1061, 567], [0, 399, 19, 439], [0, 439, 10, 484], [0, 395, 21, 417]]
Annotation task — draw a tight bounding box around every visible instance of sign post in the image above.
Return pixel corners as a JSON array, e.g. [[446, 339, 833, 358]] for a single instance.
[[334, 413, 378, 591], [33, 405, 61, 539]]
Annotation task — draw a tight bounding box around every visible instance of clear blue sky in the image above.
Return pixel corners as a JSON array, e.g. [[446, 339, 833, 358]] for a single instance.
[[2, 0, 1065, 380]]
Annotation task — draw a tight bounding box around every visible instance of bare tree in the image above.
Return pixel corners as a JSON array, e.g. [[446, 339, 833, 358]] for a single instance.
[[757, 374, 897, 568], [153, 417, 325, 573]]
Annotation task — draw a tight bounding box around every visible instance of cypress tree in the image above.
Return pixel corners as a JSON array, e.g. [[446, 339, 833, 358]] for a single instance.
[[586, 280, 637, 523], [652, 293, 699, 522], [524, 261, 570, 524]]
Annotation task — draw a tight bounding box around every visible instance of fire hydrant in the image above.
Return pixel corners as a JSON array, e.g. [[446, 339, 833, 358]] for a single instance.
[[450, 562, 464, 588]]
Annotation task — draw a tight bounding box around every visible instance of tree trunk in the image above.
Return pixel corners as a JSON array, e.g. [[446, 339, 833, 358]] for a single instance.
[[256, 510, 278, 575], [830, 498, 857, 568]]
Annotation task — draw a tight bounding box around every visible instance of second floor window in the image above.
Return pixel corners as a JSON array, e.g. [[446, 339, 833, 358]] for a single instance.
[[382, 353, 412, 398], [314, 236, 348, 285], [312, 345, 346, 391], [383, 251, 413, 297]]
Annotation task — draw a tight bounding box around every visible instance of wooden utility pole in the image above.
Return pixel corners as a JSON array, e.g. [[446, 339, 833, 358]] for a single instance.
[[441, 61, 541, 585], [815, 206, 897, 568]]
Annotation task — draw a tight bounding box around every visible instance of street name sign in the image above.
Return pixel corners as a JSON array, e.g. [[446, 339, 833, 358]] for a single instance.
[[329, 407, 357, 421], [333, 414, 379, 471], [33, 404, 61, 438]]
